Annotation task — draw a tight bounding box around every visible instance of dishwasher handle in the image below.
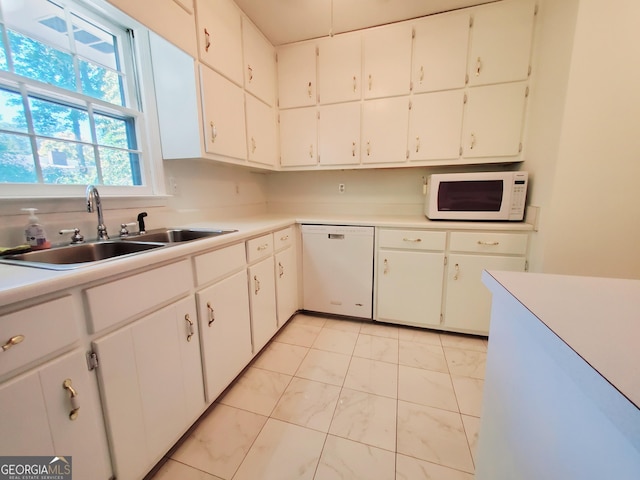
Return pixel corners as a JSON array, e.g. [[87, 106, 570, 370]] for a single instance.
[[328, 234, 345, 240]]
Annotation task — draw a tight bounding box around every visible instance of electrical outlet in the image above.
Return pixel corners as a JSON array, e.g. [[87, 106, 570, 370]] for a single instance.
[[338, 183, 346, 193], [169, 177, 178, 195]]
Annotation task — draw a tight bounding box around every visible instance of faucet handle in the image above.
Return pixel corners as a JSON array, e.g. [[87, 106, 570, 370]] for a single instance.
[[119, 222, 137, 237], [59, 228, 84, 244]]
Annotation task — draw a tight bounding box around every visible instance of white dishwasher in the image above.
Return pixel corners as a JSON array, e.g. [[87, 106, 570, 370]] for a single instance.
[[301, 225, 374, 319]]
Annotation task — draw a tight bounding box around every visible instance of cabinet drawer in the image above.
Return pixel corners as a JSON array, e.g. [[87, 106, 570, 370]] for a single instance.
[[274, 226, 294, 251], [195, 242, 246, 286], [85, 260, 192, 333], [0, 296, 79, 377], [378, 229, 446, 251], [246, 233, 274, 263], [449, 231, 528, 255]]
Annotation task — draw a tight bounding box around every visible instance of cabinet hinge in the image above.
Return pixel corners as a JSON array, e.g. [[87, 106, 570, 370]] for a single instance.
[[87, 351, 99, 371], [465, 73, 469, 85], [463, 93, 468, 104], [275, 52, 278, 63], [519, 142, 523, 153], [469, 16, 474, 28], [525, 260, 529, 271], [459, 146, 463, 157], [528, 65, 532, 77], [408, 100, 412, 110], [440, 313, 444, 324], [525, 85, 530, 97], [409, 81, 413, 92], [534, 3, 539, 15], [316, 46, 319, 56], [412, 27, 416, 39], [406, 149, 409, 159], [444, 256, 448, 266]]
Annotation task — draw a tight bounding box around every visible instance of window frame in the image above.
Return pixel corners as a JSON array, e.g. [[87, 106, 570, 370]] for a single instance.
[[0, 0, 166, 201]]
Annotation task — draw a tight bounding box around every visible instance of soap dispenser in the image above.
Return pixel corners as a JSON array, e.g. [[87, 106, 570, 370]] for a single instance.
[[22, 207, 51, 250]]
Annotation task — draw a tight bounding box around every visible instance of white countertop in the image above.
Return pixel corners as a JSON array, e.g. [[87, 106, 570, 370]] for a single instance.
[[0, 213, 532, 308], [483, 270, 640, 410]]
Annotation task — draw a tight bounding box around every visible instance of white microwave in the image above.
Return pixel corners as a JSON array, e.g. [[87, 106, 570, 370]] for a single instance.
[[424, 171, 528, 221]]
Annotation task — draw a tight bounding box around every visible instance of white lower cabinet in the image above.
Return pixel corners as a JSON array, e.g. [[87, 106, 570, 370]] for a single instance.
[[0, 349, 112, 479], [197, 270, 252, 403], [444, 254, 526, 333], [375, 229, 446, 327], [248, 256, 278, 352], [92, 296, 204, 480], [274, 226, 299, 327], [375, 228, 529, 335]]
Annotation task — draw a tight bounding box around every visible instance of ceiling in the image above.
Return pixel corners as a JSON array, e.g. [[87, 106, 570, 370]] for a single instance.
[[234, 0, 497, 46]]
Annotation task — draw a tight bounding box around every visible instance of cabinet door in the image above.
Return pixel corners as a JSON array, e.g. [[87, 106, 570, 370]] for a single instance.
[[248, 256, 278, 353], [200, 65, 247, 160], [93, 297, 203, 480], [408, 90, 464, 161], [319, 102, 361, 166], [467, 0, 535, 86], [246, 94, 278, 167], [279, 107, 318, 166], [195, 0, 243, 85], [361, 97, 409, 164], [461, 82, 527, 159], [412, 10, 470, 93], [0, 350, 112, 480], [444, 254, 526, 334], [277, 42, 317, 108], [243, 19, 276, 106], [318, 33, 361, 104], [275, 247, 298, 327], [363, 23, 412, 99], [376, 250, 445, 328], [197, 270, 252, 403]]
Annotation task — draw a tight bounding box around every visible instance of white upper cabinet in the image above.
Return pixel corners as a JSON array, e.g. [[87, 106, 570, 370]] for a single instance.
[[242, 19, 277, 106], [363, 23, 413, 99], [467, 0, 536, 86], [195, 0, 243, 85], [318, 33, 362, 104], [408, 90, 464, 162], [279, 107, 318, 167], [319, 103, 361, 166], [361, 97, 409, 164], [107, 0, 197, 56], [411, 10, 470, 93], [246, 94, 278, 167], [277, 42, 317, 108], [200, 65, 247, 160], [461, 82, 528, 159]]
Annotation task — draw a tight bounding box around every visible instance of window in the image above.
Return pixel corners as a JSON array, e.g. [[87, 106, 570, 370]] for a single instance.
[[0, 0, 159, 197]]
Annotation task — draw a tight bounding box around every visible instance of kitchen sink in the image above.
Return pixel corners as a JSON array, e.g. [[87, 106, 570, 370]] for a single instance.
[[120, 228, 238, 243], [0, 241, 165, 270]]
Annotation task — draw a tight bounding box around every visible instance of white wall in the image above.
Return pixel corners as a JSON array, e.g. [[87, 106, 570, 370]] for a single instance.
[[535, 0, 640, 279]]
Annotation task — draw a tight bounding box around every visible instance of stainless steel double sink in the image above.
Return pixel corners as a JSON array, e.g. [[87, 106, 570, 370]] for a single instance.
[[0, 228, 237, 270]]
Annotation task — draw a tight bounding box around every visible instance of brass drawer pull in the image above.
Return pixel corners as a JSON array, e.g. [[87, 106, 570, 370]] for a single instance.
[[185, 314, 195, 342], [2, 334, 24, 352], [62, 379, 80, 421], [403, 237, 422, 243], [207, 302, 215, 326], [278, 261, 284, 278], [478, 240, 500, 246]]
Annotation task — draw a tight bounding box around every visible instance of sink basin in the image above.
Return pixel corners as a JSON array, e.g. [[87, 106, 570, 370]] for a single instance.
[[0, 241, 164, 270], [121, 228, 237, 243]]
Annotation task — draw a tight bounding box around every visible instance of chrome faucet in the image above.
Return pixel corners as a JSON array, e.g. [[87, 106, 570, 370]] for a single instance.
[[86, 184, 109, 241]]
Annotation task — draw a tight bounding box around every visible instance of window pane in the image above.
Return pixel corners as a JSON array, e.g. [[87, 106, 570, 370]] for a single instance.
[[99, 147, 140, 186], [1, 0, 71, 52], [37, 138, 96, 184], [29, 97, 91, 141], [0, 132, 36, 183], [79, 59, 123, 105], [71, 13, 119, 71], [0, 88, 28, 133], [8, 30, 76, 91], [94, 113, 134, 149]]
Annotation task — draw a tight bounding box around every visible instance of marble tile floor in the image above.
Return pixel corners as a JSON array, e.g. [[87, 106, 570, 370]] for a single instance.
[[148, 313, 487, 480]]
